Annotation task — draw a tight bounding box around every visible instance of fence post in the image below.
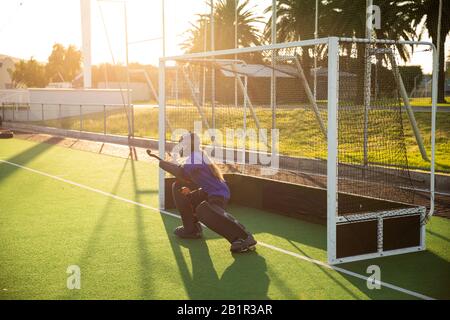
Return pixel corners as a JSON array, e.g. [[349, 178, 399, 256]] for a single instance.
[[27, 103, 29, 121], [59, 104, 62, 128], [131, 104, 135, 137], [80, 105, 83, 132], [12, 104, 15, 122], [2, 103, 4, 121], [103, 105, 106, 134], [42, 103, 44, 121]]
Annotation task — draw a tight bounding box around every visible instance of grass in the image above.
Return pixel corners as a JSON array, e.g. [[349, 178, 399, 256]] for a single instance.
[[0, 138, 449, 300], [410, 97, 450, 108], [34, 105, 450, 173]]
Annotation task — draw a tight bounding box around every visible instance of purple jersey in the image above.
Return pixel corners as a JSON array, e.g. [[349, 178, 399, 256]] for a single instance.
[[182, 152, 230, 200]]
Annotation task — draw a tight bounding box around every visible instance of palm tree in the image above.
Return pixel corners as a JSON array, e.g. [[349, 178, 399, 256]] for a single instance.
[[264, 0, 320, 42], [325, 1, 418, 58], [182, 0, 263, 56], [408, 0, 450, 103], [263, 0, 326, 83]]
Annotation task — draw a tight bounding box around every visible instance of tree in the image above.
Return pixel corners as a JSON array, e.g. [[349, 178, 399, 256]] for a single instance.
[[182, 0, 263, 55], [408, 0, 450, 103], [265, 0, 420, 102], [264, 0, 321, 43], [10, 58, 48, 88], [446, 52, 450, 78], [263, 0, 329, 84], [46, 44, 82, 83]]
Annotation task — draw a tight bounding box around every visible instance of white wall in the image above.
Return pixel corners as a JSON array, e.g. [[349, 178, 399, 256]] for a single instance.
[[0, 89, 29, 103], [1, 88, 131, 121], [98, 82, 150, 102]]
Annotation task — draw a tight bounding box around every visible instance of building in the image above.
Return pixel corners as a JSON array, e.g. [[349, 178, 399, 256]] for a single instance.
[[0, 57, 15, 89]]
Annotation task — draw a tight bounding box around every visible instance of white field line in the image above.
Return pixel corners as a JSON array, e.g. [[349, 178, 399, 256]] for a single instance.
[[0, 159, 435, 300]]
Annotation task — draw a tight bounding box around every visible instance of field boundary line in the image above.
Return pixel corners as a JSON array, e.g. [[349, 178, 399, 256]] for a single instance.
[[0, 159, 435, 300]]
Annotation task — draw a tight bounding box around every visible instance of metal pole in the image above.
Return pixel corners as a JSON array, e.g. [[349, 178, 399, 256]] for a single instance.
[[436, 0, 443, 81], [428, 44, 439, 221], [363, 0, 373, 167], [42, 103, 44, 121], [211, 0, 216, 131], [59, 104, 62, 128], [80, 0, 92, 88], [158, 59, 166, 209], [234, 0, 238, 110], [80, 105, 83, 131], [327, 37, 339, 265], [124, 2, 132, 137], [243, 75, 248, 168], [271, 0, 277, 152], [389, 54, 429, 161], [313, 0, 318, 100], [429, 0, 442, 221], [176, 67, 180, 107], [162, 0, 166, 58], [104, 105, 107, 134], [131, 104, 135, 137], [202, 16, 207, 106]]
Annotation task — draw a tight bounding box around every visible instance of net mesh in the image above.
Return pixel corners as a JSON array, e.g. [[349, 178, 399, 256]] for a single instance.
[[337, 41, 419, 217], [164, 44, 328, 189]]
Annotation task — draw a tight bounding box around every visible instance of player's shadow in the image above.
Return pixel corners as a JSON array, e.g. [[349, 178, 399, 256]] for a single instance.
[[161, 215, 270, 300]]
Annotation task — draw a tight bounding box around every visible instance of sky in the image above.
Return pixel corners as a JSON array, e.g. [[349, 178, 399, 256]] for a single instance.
[[0, 0, 270, 66], [0, 0, 447, 73]]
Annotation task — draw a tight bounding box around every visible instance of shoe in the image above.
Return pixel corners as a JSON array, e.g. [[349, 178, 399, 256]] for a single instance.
[[230, 234, 257, 253], [174, 223, 202, 239]]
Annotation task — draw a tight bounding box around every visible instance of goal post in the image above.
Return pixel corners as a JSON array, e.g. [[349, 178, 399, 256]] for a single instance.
[[330, 37, 436, 264], [158, 36, 437, 265]]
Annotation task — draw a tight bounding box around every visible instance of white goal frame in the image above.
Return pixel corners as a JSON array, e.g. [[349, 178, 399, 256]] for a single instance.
[[158, 37, 438, 265]]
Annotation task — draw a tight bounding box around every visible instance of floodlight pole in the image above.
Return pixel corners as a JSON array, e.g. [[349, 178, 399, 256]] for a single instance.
[[80, 0, 92, 88], [162, 0, 166, 58], [124, 2, 133, 137]]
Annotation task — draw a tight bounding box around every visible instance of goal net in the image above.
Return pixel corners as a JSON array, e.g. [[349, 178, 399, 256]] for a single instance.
[[158, 37, 437, 264]]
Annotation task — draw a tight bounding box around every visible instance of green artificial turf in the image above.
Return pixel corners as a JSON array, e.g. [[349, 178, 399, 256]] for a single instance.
[[0, 138, 449, 300]]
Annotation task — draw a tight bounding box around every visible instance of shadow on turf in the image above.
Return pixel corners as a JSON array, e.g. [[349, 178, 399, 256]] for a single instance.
[[0, 135, 59, 180], [160, 214, 270, 300], [130, 159, 160, 299], [223, 206, 450, 299], [338, 250, 450, 300], [56, 158, 132, 300]]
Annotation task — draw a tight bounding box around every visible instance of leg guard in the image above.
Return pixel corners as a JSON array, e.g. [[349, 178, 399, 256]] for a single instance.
[[172, 182, 200, 233], [196, 201, 249, 243]]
